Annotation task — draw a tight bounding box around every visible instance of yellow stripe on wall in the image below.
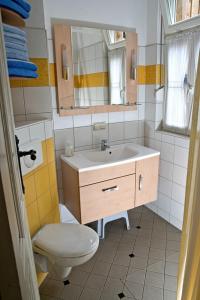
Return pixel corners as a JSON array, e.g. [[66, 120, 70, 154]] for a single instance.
[[137, 64, 165, 85], [74, 72, 109, 88], [10, 60, 164, 88], [10, 58, 49, 88]]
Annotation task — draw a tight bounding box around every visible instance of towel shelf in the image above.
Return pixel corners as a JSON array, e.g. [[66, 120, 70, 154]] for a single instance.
[[1, 8, 25, 27]]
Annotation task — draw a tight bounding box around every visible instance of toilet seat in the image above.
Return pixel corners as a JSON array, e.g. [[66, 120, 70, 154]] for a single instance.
[[32, 223, 99, 259]]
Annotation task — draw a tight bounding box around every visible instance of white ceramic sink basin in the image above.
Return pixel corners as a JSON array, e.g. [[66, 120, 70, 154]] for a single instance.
[[82, 147, 138, 163]]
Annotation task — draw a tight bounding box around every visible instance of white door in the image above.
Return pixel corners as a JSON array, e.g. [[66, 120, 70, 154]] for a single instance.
[[0, 12, 39, 300]]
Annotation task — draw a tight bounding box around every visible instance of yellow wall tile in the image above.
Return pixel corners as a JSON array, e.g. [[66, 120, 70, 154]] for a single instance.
[[49, 63, 56, 87], [24, 175, 36, 207], [74, 72, 109, 88], [10, 58, 50, 88], [38, 191, 52, 223], [46, 138, 55, 163], [34, 165, 49, 197], [26, 201, 40, 237], [48, 161, 57, 187], [50, 184, 59, 208]]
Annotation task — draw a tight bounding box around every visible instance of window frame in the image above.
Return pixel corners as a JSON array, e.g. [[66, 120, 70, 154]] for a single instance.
[[159, 0, 200, 34]]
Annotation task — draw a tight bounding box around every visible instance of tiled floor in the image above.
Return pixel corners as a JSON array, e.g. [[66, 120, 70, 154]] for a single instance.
[[40, 206, 181, 300]]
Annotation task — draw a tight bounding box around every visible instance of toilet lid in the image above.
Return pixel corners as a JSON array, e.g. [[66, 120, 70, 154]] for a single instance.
[[33, 223, 99, 258]]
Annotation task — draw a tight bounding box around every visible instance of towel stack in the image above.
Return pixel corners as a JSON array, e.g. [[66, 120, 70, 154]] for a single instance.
[[3, 24, 38, 78], [0, 0, 31, 19], [0, 0, 38, 78]]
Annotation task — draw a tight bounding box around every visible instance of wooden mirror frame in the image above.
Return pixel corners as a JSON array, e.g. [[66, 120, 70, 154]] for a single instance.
[[54, 24, 138, 116]]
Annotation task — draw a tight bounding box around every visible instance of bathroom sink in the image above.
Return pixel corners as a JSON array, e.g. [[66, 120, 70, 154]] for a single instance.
[[82, 146, 138, 163]]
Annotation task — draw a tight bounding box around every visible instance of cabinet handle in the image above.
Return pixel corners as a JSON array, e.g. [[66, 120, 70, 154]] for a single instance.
[[139, 174, 143, 191], [102, 185, 119, 192]]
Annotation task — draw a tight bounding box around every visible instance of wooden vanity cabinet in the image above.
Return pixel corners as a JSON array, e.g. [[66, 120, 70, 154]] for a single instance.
[[61, 155, 159, 224]]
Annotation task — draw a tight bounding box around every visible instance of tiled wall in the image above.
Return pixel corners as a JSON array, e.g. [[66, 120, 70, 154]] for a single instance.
[[143, 41, 189, 230], [10, 0, 52, 122], [15, 120, 60, 237]]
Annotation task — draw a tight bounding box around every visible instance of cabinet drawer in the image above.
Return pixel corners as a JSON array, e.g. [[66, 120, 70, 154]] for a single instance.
[[80, 174, 135, 224], [79, 162, 135, 186]]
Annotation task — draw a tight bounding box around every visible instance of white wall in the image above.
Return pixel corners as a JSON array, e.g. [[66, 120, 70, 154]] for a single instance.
[[43, 0, 148, 46]]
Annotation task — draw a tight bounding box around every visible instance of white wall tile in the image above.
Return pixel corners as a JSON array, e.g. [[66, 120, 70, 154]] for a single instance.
[[172, 183, 186, 205], [92, 125, 108, 146], [160, 160, 173, 181], [29, 122, 45, 141], [24, 87, 51, 114], [160, 142, 174, 163], [15, 127, 30, 145], [138, 104, 145, 120], [138, 46, 146, 65], [54, 128, 74, 150], [137, 86, 146, 103], [47, 39, 54, 63], [173, 165, 187, 186], [159, 177, 172, 198], [157, 193, 171, 213], [109, 112, 124, 123], [170, 200, 184, 222], [162, 134, 175, 145], [74, 126, 92, 147], [25, 0, 45, 28], [92, 113, 108, 123], [174, 146, 189, 168], [73, 114, 92, 127], [44, 120, 53, 138], [169, 216, 183, 231], [109, 123, 124, 142], [124, 121, 138, 139], [145, 103, 155, 121], [53, 110, 73, 130], [175, 137, 190, 149], [26, 28, 48, 58], [11, 88, 25, 115], [124, 110, 139, 121]]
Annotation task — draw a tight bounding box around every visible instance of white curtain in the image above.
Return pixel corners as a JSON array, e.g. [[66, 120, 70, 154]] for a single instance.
[[164, 30, 200, 133], [108, 48, 125, 105]]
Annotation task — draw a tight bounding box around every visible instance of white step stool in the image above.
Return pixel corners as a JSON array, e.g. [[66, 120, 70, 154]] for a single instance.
[[97, 211, 130, 239]]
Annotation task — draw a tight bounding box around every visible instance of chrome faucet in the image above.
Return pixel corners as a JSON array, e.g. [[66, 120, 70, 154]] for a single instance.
[[101, 139, 110, 151]]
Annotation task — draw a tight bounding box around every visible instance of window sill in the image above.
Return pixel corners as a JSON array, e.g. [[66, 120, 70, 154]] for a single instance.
[[156, 128, 190, 141]]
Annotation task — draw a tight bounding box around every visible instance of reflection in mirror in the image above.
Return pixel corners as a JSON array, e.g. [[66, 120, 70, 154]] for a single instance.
[[71, 26, 126, 107]]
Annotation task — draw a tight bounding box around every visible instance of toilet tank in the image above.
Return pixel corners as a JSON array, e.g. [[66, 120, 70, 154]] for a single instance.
[[59, 204, 79, 224]]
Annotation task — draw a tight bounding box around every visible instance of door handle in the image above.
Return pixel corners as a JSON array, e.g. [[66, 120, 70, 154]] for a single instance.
[[139, 174, 143, 191], [102, 185, 119, 192]]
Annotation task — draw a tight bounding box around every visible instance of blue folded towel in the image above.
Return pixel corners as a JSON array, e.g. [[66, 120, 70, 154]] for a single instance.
[[8, 67, 38, 78], [0, 0, 29, 19], [7, 59, 37, 71], [5, 42, 28, 52], [3, 24, 26, 37], [6, 49, 29, 61], [13, 0, 31, 12], [4, 31, 26, 44], [4, 36, 26, 46]]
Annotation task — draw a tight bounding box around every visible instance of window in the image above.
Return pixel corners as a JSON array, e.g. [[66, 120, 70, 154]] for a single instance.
[[176, 0, 200, 23], [163, 29, 200, 134], [166, 0, 200, 24]]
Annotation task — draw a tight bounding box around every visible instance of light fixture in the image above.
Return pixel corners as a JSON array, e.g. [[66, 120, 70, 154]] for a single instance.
[[130, 49, 137, 80], [61, 44, 70, 80]]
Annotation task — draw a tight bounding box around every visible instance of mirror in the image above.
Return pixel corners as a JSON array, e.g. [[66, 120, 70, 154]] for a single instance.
[[71, 26, 127, 107]]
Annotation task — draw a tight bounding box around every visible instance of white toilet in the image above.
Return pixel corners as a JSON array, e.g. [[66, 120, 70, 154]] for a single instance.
[[32, 206, 99, 281]]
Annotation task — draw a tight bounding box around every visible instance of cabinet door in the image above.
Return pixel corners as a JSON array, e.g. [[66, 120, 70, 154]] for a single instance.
[[135, 156, 159, 207], [80, 174, 135, 224]]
